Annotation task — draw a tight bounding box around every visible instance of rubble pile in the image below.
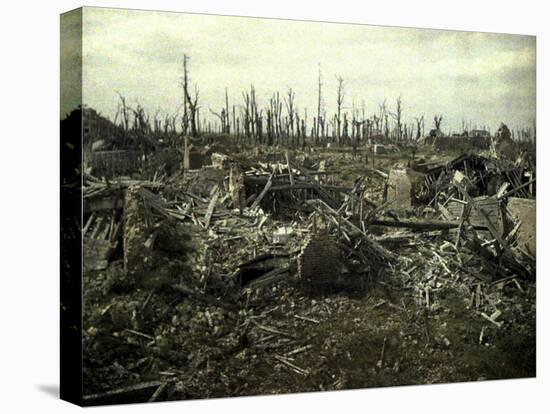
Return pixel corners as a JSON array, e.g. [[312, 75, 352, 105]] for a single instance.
[[82, 141, 536, 402]]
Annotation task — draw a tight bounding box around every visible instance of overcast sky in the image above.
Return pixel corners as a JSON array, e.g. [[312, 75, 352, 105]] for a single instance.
[[76, 7, 536, 132]]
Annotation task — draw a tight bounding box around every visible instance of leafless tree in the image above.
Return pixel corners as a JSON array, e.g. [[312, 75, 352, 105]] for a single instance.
[[389, 95, 403, 142], [414, 116, 424, 140], [117, 93, 129, 131], [225, 88, 230, 134], [181, 54, 200, 137], [378, 100, 390, 140], [316, 64, 323, 144], [285, 87, 296, 146], [434, 114, 443, 131], [241, 89, 251, 140], [269, 92, 283, 145], [336, 76, 345, 144], [209, 107, 228, 134]]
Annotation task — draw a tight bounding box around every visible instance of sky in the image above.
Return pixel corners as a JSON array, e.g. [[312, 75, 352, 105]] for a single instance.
[[70, 7, 536, 133]]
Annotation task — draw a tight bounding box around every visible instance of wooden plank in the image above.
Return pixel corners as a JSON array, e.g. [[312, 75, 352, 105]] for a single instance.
[[250, 172, 274, 209], [455, 204, 470, 248], [370, 218, 487, 231], [306, 199, 397, 261], [148, 382, 168, 402], [83, 381, 163, 406], [498, 177, 536, 200], [83, 212, 96, 236], [454, 183, 510, 253], [203, 187, 219, 228], [245, 265, 290, 289], [89, 215, 105, 239]]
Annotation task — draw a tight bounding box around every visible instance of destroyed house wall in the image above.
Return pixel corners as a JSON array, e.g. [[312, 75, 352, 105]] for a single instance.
[[434, 135, 490, 152], [470, 130, 490, 138], [86, 150, 142, 178], [447, 196, 504, 235], [386, 168, 414, 209]]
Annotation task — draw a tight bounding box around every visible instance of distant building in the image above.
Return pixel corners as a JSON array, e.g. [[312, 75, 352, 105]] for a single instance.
[[470, 129, 491, 138], [423, 128, 491, 152]]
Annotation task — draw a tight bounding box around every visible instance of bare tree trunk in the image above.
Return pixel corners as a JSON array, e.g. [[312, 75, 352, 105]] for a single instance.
[[285, 88, 295, 147], [336, 76, 345, 145], [389, 95, 403, 142], [316, 64, 323, 145], [182, 55, 199, 137], [225, 88, 230, 134]]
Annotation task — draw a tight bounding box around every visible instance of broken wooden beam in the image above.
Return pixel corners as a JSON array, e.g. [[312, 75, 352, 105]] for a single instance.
[[453, 178, 510, 253], [203, 187, 219, 228], [82, 381, 163, 406], [250, 172, 274, 209], [306, 199, 398, 262], [370, 218, 488, 231], [497, 177, 536, 200], [245, 265, 290, 289]]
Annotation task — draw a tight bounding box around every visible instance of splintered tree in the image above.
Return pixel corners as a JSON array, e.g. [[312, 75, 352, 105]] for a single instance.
[[285, 88, 296, 147], [225, 88, 230, 134], [209, 88, 231, 134], [267, 91, 283, 146], [434, 114, 443, 132], [116, 93, 130, 132], [342, 113, 349, 142], [242, 89, 251, 140], [131, 103, 148, 132], [209, 107, 228, 134], [378, 100, 390, 140], [181, 54, 199, 137], [415, 116, 424, 140], [336, 76, 345, 145], [389, 95, 403, 142], [241, 85, 261, 143], [316, 64, 323, 145], [249, 85, 262, 143]]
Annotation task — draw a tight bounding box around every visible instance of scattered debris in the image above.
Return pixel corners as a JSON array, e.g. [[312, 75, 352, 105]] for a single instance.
[[82, 135, 535, 401]]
